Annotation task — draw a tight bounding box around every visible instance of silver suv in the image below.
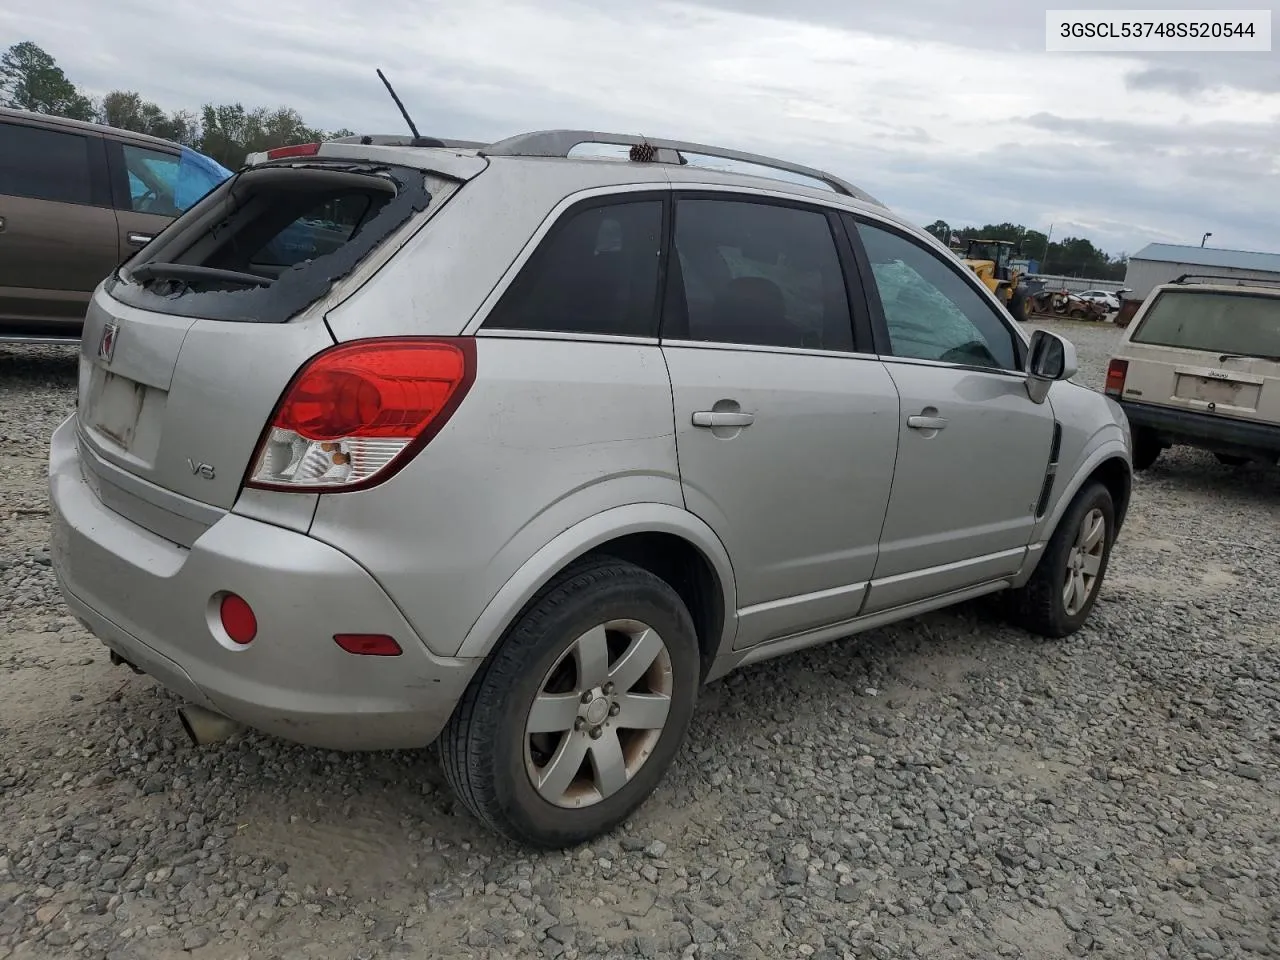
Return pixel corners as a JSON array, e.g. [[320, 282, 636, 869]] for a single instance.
[[48, 130, 1133, 848]]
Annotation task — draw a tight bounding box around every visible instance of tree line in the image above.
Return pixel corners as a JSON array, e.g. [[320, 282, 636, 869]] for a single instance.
[[924, 220, 1127, 282], [0, 41, 351, 169]]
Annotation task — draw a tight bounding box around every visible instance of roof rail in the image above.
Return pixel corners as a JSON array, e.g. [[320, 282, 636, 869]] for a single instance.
[[330, 133, 489, 149], [1172, 273, 1280, 288], [478, 129, 884, 206]]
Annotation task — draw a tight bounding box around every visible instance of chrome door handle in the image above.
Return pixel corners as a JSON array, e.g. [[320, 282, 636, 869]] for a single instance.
[[692, 411, 755, 428], [907, 415, 948, 430], [127, 232, 154, 247]]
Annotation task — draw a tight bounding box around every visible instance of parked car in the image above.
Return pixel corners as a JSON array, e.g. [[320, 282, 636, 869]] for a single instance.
[[48, 130, 1134, 848], [0, 107, 232, 343], [1077, 289, 1121, 311], [1105, 275, 1280, 469]]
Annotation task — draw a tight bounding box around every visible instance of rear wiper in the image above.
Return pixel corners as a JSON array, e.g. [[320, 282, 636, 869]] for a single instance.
[[128, 263, 273, 288], [1219, 352, 1280, 363]]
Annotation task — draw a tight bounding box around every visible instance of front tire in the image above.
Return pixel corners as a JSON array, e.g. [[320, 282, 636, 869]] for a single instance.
[[439, 558, 700, 848], [1009, 287, 1028, 322], [1007, 482, 1115, 638]]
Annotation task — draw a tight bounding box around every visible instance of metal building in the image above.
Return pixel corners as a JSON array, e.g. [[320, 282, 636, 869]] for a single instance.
[[1124, 243, 1280, 299]]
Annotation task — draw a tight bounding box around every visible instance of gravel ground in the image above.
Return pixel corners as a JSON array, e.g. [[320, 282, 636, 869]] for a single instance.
[[1, 318, 1277, 960]]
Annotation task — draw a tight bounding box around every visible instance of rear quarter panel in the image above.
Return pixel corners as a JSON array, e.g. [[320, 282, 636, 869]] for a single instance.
[[306, 336, 684, 659]]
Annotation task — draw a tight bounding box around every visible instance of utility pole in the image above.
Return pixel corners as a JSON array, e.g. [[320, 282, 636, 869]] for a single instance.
[[1042, 223, 1053, 273]]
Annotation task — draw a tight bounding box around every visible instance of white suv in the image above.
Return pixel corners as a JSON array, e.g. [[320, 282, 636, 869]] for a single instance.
[[1106, 276, 1280, 469]]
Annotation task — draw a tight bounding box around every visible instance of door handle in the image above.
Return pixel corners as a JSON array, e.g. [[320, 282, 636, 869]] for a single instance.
[[127, 232, 154, 247], [692, 411, 755, 428], [907, 415, 948, 431]]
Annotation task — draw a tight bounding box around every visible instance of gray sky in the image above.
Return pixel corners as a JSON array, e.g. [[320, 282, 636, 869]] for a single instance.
[[4, 0, 1277, 257]]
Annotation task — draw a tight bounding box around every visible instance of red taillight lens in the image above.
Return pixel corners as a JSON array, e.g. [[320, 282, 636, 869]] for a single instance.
[[1105, 358, 1128, 397], [334, 634, 403, 656], [219, 594, 258, 645], [266, 143, 321, 160], [246, 338, 475, 493]]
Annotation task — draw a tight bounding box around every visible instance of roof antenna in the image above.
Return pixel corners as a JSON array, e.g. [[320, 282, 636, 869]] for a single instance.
[[376, 68, 444, 147]]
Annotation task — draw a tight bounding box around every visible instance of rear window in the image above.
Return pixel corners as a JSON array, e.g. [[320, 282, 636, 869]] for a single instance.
[[105, 162, 439, 323], [1131, 289, 1280, 359]]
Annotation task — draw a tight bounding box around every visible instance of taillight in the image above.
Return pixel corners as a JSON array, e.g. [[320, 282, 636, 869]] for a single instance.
[[246, 338, 475, 493], [266, 143, 321, 160], [1105, 358, 1128, 397]]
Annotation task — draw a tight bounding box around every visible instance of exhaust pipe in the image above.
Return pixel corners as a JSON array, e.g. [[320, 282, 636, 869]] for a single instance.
[[177, 704, 242, 746]]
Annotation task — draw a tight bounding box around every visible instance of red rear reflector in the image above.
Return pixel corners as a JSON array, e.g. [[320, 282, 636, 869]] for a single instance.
[[266, 143, 321, 160], [1105, 358, 1129, 396], [219, 594, 258, 645], [334, 634, 403, 656]]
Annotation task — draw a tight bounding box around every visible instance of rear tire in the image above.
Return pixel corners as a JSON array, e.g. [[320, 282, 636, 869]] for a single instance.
[[439, 557, 700, 849], [1006, 482, 1115, 639], [1132, 429, 1162, 471]]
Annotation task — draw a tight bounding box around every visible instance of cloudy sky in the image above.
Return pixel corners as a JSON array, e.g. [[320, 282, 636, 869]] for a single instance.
[[4, 0, 1277, 258]]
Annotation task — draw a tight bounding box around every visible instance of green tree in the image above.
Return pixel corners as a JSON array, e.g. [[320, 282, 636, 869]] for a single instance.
[[98, 90, 197, 145], [0, 41, 95, 120], [195, 103, 351, 168], [924, 219, 952, 243]]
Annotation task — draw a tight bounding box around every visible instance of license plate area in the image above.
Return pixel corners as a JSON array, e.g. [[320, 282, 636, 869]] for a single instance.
[[1172, 365, 1262, 413], [83, 367, 168, 462]]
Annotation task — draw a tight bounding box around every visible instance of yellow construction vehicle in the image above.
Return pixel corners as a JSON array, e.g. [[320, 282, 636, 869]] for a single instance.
[[962, 239, 1028, 321]]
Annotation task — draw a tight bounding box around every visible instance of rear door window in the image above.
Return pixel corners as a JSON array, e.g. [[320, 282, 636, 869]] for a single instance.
[[118, 144, 231, 216], [0, 121, 98, 206], [1131, 290, 1280, 359], [663, 197, 853, 351]]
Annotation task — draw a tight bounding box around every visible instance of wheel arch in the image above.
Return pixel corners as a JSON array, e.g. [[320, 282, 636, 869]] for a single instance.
[[1041, 440, 1133, 544], [455, 504, 738, 675]]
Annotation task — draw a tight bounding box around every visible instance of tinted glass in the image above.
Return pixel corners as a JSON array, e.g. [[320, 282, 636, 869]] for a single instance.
[[0, 122, 93, 205], [484, 200, 663, 337], [857, 221, 1018, 370], [666, 198, 852, 350], [1131, 290, 1280, 358]]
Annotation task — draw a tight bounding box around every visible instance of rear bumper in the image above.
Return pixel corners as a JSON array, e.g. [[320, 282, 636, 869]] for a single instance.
[[1118, 399, 1280, 456], [48, 414, 479, 751]]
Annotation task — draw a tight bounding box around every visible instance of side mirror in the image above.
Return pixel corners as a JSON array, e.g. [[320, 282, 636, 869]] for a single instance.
[[1025, 329, 1078, 403]]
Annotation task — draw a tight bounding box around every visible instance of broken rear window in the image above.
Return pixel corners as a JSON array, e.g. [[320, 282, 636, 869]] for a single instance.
[[106, 162, 434, 323]]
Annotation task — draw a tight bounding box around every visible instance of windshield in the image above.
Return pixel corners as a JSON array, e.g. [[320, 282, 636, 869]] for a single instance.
[[1131, 289, 1280, 358]]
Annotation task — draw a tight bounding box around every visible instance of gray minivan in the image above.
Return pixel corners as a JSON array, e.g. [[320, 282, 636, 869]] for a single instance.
[[0, 107, 231, 342]]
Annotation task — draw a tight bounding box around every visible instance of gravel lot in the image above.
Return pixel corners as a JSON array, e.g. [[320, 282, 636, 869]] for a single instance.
[[1, 318, 1277, 960]]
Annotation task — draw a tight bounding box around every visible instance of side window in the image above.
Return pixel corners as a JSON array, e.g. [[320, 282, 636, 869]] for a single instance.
[[665, 198, 852, 351], [855, 220, 1018, 371], [483, 199, 663, 337], [121, 145, 182, 216], [173, 147, 232, 212], [0, 122, 94, 205]]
